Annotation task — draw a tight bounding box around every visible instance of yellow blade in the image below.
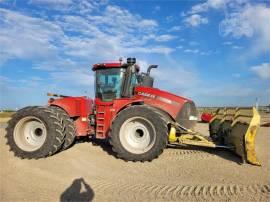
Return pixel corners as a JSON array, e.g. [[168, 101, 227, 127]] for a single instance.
[[210, 107, 261, 166], [243, 108, 261, 165]]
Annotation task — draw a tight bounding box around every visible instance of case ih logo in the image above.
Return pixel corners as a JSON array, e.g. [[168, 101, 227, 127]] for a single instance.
[[138, 92, 179, 106], [138, 92, 156, 99]]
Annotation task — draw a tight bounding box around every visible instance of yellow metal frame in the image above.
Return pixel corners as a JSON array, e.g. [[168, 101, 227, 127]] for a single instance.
[[169, 127, 216, 148], [169, 107, 261, 166]]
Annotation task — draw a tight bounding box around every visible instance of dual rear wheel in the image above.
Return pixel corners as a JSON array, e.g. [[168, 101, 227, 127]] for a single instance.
[[6, 106, 76, 159]]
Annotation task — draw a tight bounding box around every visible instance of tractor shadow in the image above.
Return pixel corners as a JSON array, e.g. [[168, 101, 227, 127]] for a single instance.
[[76, 138, 243, 165], [91, 139, 118, 157], [167, 144, 243, 165], [75, 137, 118, 159], [60, 178, 94, 202]]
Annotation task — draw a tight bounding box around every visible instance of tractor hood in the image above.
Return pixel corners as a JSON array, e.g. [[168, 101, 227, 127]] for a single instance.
[[134, 86, 198, 129]]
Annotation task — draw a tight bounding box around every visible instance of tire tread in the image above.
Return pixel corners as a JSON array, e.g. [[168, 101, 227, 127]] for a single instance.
[[5, 106, 65, 159], [109, 105, 168, 162]]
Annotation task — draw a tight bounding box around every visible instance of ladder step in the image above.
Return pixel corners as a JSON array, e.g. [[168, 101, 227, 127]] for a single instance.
[[97, 117, 104, 120]]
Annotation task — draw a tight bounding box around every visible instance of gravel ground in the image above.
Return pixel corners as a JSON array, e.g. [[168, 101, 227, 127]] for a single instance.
[[0, 123, 269, 202]]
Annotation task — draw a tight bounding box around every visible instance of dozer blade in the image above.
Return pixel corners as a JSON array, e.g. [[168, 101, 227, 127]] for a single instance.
[[209, 107, 261, 165], [169, 107, 261, 166]]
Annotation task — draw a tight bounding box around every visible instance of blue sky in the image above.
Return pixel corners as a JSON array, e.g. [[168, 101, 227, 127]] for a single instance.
[[0, 0, 269, 109]]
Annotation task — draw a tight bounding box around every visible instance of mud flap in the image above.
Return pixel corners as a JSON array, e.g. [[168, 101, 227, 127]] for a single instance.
[[209, 107, 261, 165]]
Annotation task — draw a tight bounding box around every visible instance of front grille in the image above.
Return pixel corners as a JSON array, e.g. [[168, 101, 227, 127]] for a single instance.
[[175, 101, 197, 129]]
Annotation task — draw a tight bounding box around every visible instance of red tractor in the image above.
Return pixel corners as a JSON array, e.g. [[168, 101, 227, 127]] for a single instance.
[[5, 58, 261, 165]]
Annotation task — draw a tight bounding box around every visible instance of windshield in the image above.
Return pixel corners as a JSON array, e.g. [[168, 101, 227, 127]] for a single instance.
[[95, 68, 124, 101]]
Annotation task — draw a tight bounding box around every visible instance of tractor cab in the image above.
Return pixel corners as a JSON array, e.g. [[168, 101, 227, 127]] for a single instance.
[[92, 58, 156, 101]]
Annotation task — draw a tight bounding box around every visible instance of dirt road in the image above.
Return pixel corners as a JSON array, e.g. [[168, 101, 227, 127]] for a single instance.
[[0, 123, 269, 201]]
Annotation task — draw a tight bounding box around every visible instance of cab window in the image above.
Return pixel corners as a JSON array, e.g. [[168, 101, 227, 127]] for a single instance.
[[95, 68, 124, 101]]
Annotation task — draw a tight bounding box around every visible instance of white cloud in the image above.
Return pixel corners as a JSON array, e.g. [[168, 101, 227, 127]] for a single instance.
[[232, 73, 241, 78], [125, 46, 174, 55], [199, 85, 254, 97], [101, 5, 158, 31], [154, 5, 160, 11], [184, 49, 199, 54], [136, 59, 149, 72], [30, 0, 72, 6], [199, 51, 211, 56], [250, 63, 270, 80], [222, 41, 233, 45], [232, 45, 243, 49], [0, 4, 178, 106], [33, 58, 78, 71], [189, 3, 208, 14], [208, 0, 227, 9], [180, 48, 212, 56], [189, 0, 231, 14], [28, 0, 108, 13], [219, 4, 270, 54], [165, 15, 174, 23], [168, 26, 181, 32], [57, 5, 174, 57], [187, 1, 270, 55], [183, 14, 208, 27], [189, 41, 199, 46], [0, 8, 63, 60], [28, 0, 73, 9], [155, 34, 176, 42], [0, 5, 173, 66], [50, 69, 94, 86], [222, 41, 244, 49], [153, 65, 199, 96]]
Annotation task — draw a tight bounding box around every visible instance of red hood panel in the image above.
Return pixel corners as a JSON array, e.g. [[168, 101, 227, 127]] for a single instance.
[[134, 86, 195, 119]]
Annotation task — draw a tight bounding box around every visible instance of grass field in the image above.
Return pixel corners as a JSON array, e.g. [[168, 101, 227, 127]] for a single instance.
[[0, 112, 14, 118], [0, 112, 14, 122]]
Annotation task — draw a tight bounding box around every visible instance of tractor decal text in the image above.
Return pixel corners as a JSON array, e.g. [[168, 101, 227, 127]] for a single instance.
[[138, 92, 156, 99]]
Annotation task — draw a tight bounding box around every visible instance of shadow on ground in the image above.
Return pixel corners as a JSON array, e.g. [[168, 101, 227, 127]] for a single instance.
[[81, 138, 243, 165], [167, 144, 243, 165], [60, 178, 94, 202]]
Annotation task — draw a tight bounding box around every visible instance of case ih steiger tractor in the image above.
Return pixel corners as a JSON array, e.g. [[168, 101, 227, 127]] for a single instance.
[[6, 58, 261, 165]]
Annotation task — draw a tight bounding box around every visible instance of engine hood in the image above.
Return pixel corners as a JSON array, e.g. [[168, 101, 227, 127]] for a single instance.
[[134, 86, 198, 129]]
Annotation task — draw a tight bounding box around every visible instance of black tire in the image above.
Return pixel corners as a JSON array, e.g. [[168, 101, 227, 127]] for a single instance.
[[109, 105, 168, 162], [49, 106, 76, 150], [5, 106, 65, 159]]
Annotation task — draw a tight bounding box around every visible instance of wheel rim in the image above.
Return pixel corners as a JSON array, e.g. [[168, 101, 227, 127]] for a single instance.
[[119, 117, 156, 154], [14, 116, 47, 152]]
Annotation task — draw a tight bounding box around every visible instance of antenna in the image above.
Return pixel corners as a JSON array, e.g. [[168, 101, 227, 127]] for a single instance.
[[255, 97, 259, 110], [119, 57, 123, 64]]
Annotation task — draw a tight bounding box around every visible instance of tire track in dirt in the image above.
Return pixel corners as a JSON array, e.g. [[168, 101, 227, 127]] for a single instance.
[[161, 148, 216, 160], [92, 181, 270, 201]]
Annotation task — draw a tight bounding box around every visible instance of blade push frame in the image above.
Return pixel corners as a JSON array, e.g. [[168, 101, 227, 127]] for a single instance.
[[168, 107, 261, 166]]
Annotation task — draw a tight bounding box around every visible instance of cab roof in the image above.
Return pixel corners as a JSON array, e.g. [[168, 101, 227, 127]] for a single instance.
[[92, 62, 139, 71], [92, 62, 122, 70]]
